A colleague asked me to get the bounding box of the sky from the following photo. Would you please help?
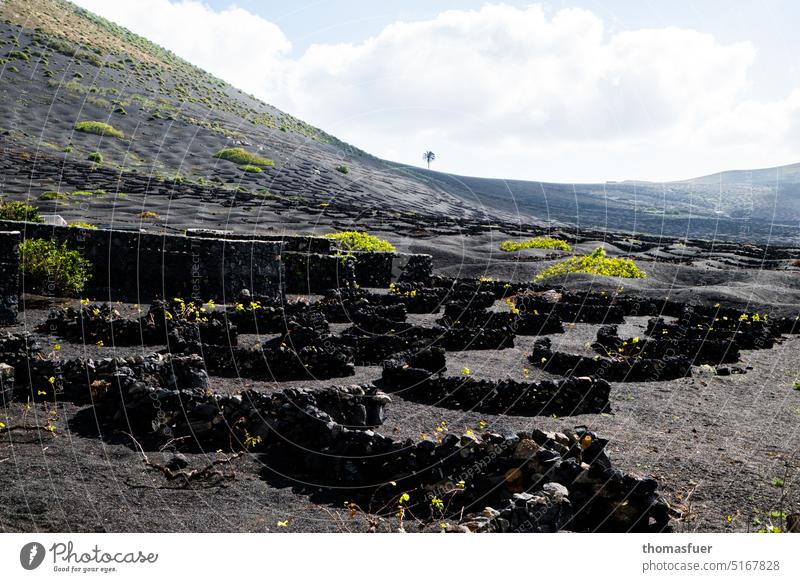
[72,0,800,183]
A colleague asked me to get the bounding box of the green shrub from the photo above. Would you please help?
[69,222,97,229]
[8,65,18,73]
[74,121,124,139]
[0,201,43,222]
[500,236,571,253]
[239,164,263,173]
[87,151,103,164]
[19,239,91,295]
[535,247,646,280]
[39,191,67,201]
[323,231,396,252]
[213,147,274,167]
[336,165,350,174]
[63,144,73,153]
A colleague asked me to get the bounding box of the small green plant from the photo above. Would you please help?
[19,239,91,295]
[213,147,274,167]
[535,247,646,280]
[139,210,160,220]
[0,201,43,222]
[87,151,103,164]
[39,191,67,201]
[63,144,73,153]
[69,222,97,229]
[336,165,350,174]
[73,121,124,139]
[323,231,396,252]
[239,164,263,173]
[500,236,571,253]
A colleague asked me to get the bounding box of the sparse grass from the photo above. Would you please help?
[0,201,43,222]
[74,120,124,139]
[69,222,97,229]
[500,236,571,253]
[324,231,396,252]
[239,164,263,173]
[139,210,160,220]
[336,165,350,174]
[535,247,646,280]
[39,191,68,201]
[19,239,91,295]
[87,151,103,164]
[213,147,274,167]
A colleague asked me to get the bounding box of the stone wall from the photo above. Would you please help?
[185,229,335,253]
[0,231,20,324]
[185,230,434,289]
[0,220,282,302]
[350,251,433,288]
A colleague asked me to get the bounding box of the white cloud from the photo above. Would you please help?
[72,1,800,181]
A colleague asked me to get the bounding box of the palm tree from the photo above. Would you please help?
[423,150,435,169]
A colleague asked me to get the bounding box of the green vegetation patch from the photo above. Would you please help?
[39,191,68,201]
[0,201,43,222]
[87,151,103,164]
[20,239,92,295]
[239,164,263,173]
[500,236,571,253]
[69,222,97,229]
[213,147,274,167]
[335,165,350,174]
[74,120,124,139]
[323,231,396,253]
[535,247,646,280]
[6,50,29,61]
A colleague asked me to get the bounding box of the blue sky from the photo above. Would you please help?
[75,1,800,182]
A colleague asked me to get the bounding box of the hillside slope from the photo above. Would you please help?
[0,0,500,237]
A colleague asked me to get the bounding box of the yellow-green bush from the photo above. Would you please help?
[0,201,43,222]
[500,236,571,252]
[213,147,274,167]
[74,121,124,139]
[535,247,646,280]
[323,231,395,252]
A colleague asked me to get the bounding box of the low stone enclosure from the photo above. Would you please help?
[0,260,798,532]
[3,224,800,532]
[0,350,674,532]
